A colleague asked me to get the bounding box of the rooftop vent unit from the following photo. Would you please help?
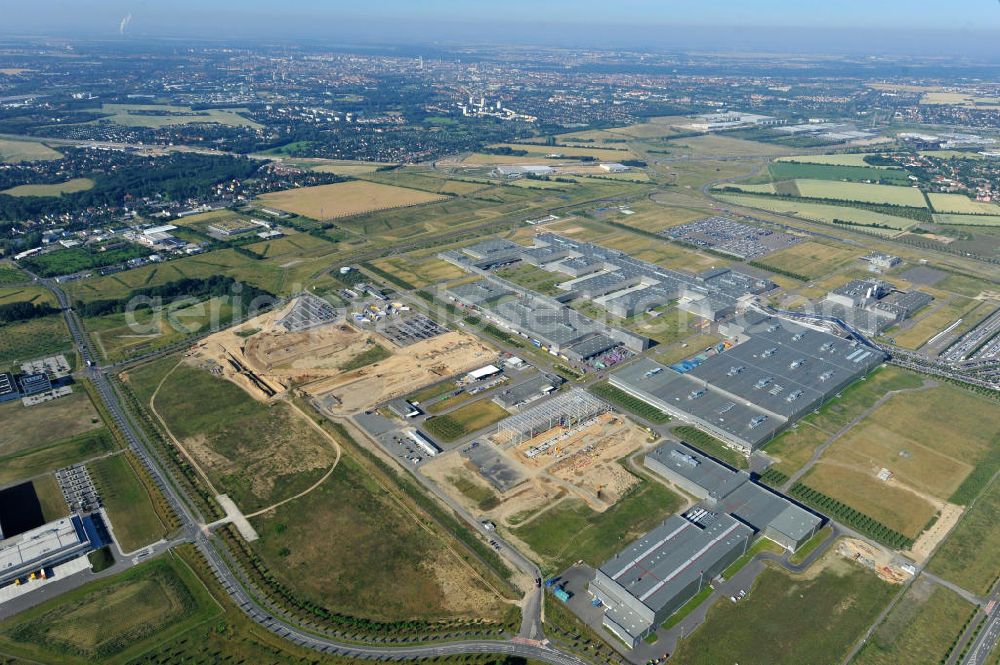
[820,342,832,352]
[669,449,699,467]
[819,371,834,382]
[727,365,745,376]
[789,358,805,369]
[688,388,707,400]
[644,367,663,378]
[754,377,773,389]
[786,389,804,402]
[749,415,768,428]
[761,347,777,358]
[792,332,805,341]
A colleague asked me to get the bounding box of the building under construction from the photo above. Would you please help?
[492,389,608,447]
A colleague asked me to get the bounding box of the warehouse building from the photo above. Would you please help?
[645,442,822,550]
[0,515,97,586]
[822,279,933,334]
[590,513,753,647]
[587,441,821,646]
[609,316,885,452]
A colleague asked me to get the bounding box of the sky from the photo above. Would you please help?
[3,0,1000,56]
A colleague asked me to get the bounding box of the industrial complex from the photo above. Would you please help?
[610,313,886,451]
[589,441,822,647]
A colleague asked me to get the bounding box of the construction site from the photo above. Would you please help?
[188,294,496,416]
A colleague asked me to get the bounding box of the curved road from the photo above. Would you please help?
[39,276,591,665]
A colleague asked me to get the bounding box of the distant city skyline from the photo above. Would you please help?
[3,0,1000,57]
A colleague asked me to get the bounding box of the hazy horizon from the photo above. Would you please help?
[3,0,1000,59]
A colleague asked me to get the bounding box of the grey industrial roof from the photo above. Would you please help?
[598,513,752,613]
[449,280,514,306]
[565,334,620,360]
[645,441,822,544]
[493,373,563,408]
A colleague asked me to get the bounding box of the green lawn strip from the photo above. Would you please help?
[89,453,168,553]
[662,586,713,630]
[788,525,833,565]
[672,425,748,470]
[590,381,669,424]
[0,428,115,486]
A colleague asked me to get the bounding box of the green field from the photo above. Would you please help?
[0,388,102,457]
[0,428,116,486]
[0,284,57,306]
[718,194,915,236]
[250,451,509,622]
[423,399,510,442]
[129,357,336,512]
[768,161,910,184]
[853,580,974,665]
[753,240,863,280]
[0,137,62,162]
[933,213,1000,226]
[0,315,72,366]
[511,477,682,573]
[0,262,28,284]
[764,366,923,477]
[929,476,1000,595]
[1,177,94,197]
[0,553,221,664]
[591,382,670,424]
[33,473,69,521]
[781,179,927,208]
[670,563,895,665]
[90,454,168,553]
[20,243,152,278]
[928,192,1000,215]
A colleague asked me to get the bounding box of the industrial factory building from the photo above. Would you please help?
[590,513,753,647]
[589,441,822,646]
[0,515,99,587]
[609,315,885,452]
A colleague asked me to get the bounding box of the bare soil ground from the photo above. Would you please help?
[304,331,495,414]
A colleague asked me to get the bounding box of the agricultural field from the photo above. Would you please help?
[670,563,895,665]
[0,553,221,665]
[928,476,1000,595]
[716,193,916,236]
[0,137,62,162]
[928,192,1000,215]
[89,454,169,553]
[933,213,1000,226]
[257,180,446,220]
[250,451,510,622]
[477,142,635,161]
[94,103,261,129]
[126,356,337,512]
[1,177,94,197]
[853,579,974,665]
[307,159,396,175]
[767,161,910,185]
[774,153,890,168]
[667,134,787,158]
[362,169,489,196]
[0,315,72,367]
[754,240,862,280]
[510,478,682,573]
[0,388,102,457]
[423,399,511,442]
[919,91,1000,108]
[790,179,927,208]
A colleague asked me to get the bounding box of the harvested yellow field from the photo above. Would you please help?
[793,179,927,207]
[0,138,62,162]
[310,160,396,176]
[775,153,888,168]
[487,142,635,161]
[927,193,1000,215]
[257,180,446,220]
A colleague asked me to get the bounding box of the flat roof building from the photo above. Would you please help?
[0,515,94,586]
[610,317,885,451]
[590,513,753,647]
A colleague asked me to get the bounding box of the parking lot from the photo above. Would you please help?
[380,314,448,346]
[662,216,802,260]
[55,464,101,513]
